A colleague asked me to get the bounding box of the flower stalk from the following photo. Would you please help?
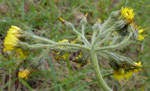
[90,51,112,91]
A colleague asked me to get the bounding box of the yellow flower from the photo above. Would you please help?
[15,48,26,59]
[55,52,69,61]
[138,28,145,34]
[75,52,82,60]
[113,68,133,82]
[18,69,31,79]
[120,7,135,22]
[134,62,142,66]
[58,39,69,48]
[58,39,69,43]
[97,18,102,23]
[7,26,21,34]
[3,34,19,52]
[114,32,118,35]
[3,26,27,59]
[137,28,147,41]
[62,53,69,60]
[138,34,147,41]
[130,62,142,72]
[55,52,60,60]
[79,52,82,57]
[7,26,22,38]
[132,23,148,41]
[113,62,142,82]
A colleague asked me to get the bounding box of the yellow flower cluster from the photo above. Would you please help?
[121,7,148,41]
[3,26,22,51]
[18,69,31,79]
[3,26,26,59]
[113,62,142,82]
[56,52,69,60]
[113,68,133,82]
[56,39,84,68]
[56,39,69,60]
[56,38,83,61]
[73,52,83,68]
[120,7,135,22]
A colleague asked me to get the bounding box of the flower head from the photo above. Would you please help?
[3,34,19,52]
[15,48,26,59]
[133,23,148,41]
[7,26,21,34]
[113,62,142,82]
[113,68,133,82]
[138,28,147,41]
[3,26,27,59]
[97,18,102,23]
[3,26,23,51]
[18,69,31,79]
[120,7,135,22]
[134,62,142,66]
[7,26,22,38]
[130,62,142,72]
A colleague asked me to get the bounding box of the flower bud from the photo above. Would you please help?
[92,19,102,33]
[59,17,74,28]
[80,16,87,25]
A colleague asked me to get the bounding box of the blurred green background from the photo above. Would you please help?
[0,0,150,91]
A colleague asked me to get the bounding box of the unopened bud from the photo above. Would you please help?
[92,19,102,32]
[80,13,88,25]
[58,17,74,28]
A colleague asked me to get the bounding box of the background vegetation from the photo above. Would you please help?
[0,0,150,91]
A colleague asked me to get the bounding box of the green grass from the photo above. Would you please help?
[0,0,150,91]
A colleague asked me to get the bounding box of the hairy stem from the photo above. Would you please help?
[90,51,112,91]
[20,42,90,51]
[72,27,91,47]
[95,33,132,52]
